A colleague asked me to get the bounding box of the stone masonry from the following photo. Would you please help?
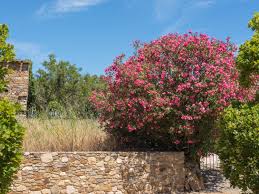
[10,152,185,194]
[0,60,30,112]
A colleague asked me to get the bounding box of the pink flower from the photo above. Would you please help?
[182,73,189,78]
[174,140,181,145]
[161,71,166,80]
[187,140,194,144]
[134,79,145,86]
[181,115,193,120]
[127,124,136,132]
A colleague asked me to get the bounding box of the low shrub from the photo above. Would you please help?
[217,104,259,193]
[0,100,24,194]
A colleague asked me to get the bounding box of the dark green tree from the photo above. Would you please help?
[32,54,104,117]
[0,24,15,62]
[81,74,106,117]
[27,61,36,115]
[0,24,24,194]
[217,104,259,194]
[237,12,259,87]
[0,24,15,92]
[217,13,259,194]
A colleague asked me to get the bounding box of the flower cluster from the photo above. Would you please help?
[91,32,254,149]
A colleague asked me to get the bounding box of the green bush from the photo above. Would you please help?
[0,23,24,193]
[0,100,24,194]
[217,104,259,193]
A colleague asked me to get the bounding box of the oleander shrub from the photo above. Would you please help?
[91,32,254,154]
[0,100,24,194]
[217,104,259,194]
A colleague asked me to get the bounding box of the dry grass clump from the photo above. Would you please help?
[21,118,112,152]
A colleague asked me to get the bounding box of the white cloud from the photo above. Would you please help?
[154,0,215,22]
[10,40,49,68]
[154,0,183,21]
[37,0,105,17]
[155,0,215,34]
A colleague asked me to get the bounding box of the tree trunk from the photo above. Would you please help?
[184,155,205,192]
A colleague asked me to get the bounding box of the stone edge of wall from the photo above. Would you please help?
[22,151,184,154]
[11,151,185,194]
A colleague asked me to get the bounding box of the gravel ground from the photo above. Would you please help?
[190,170,241,194]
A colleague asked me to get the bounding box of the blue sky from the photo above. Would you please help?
[1,0,258,75]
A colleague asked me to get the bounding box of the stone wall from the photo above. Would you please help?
[10,152,185,194]
[0,60,30,112]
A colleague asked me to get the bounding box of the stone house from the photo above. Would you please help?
[0,60,30,112]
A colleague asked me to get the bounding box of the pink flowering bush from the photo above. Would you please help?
[91,32,253,153]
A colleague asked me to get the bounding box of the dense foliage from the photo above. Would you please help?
[217,104,259,193]
[0,24,15,92]
[28,54,105,118]
[217,14,259,194]
[0,100,24,194]
[91,32,252,153]
[237,12,259,88]
[0,24,15,62]
[0,24,24,194]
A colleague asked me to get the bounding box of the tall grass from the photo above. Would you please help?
[21,118,112,152]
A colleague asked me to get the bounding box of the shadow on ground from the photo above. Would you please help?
[202,170,225,192]
[200,169,242,194]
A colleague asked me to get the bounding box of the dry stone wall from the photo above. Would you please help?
[0,60,30,112]
[10,152,185,194]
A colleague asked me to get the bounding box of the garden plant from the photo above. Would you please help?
[217,12,259,194]
[0,24,25,194]
[91,32,255,190]
[217,104,259,194]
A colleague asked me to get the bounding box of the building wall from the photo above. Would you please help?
[10,152,185,194]
[0,60,30,112]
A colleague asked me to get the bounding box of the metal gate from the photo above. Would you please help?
[200,153,221,170]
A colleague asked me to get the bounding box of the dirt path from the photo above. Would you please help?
[190,170,241,194]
